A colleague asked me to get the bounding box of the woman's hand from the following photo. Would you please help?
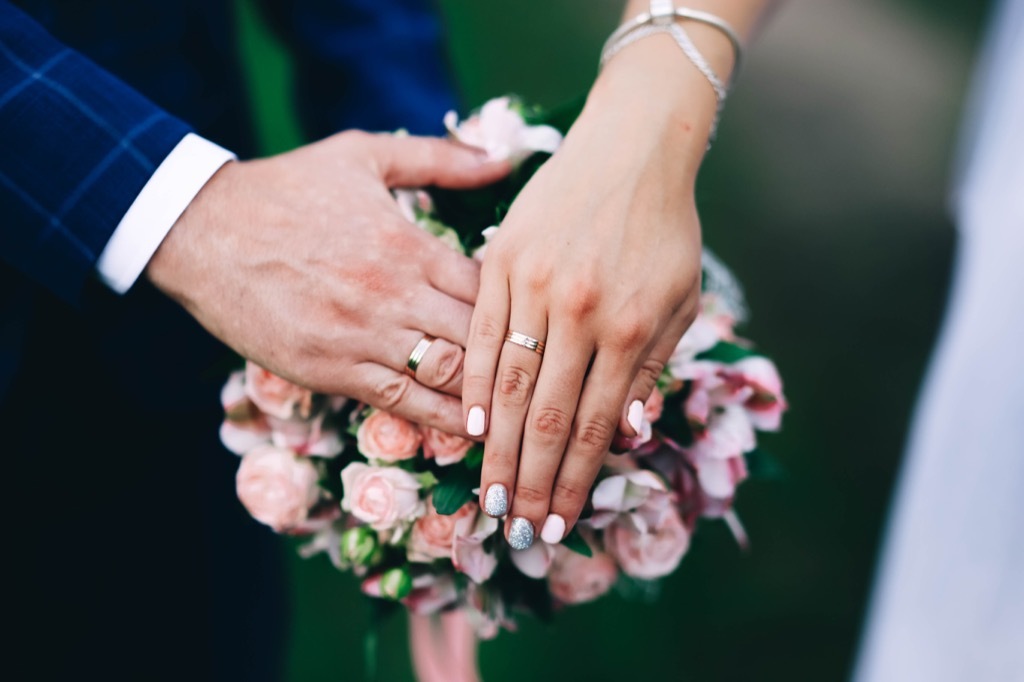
[463,35,721,548]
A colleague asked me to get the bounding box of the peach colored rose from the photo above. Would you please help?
[605,507,690,579]
[408,498,478,562]
[244,361,314,420]
[340,462,424,531]
[548,547,619,604]
[235,444,320,532]
[357,410,423,462]
[420,427,473,466]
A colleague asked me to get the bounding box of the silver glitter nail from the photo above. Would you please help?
[484,484,508,517]
[508,517,534,551]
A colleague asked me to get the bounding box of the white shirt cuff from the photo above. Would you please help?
[96,132,236,294]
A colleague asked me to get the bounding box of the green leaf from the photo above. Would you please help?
[560,526,593,557]
[432,465,478,515]
[695,341,762,364]
[463,444,484,470]
[745,448,786,480]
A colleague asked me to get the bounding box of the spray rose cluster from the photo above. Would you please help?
[220,97,787,637]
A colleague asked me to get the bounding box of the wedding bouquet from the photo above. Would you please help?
[219,97,787,637]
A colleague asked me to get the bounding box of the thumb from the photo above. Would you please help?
[366,133,510,189]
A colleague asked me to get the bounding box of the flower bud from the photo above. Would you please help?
[379,566,413,600]
[340,527,379,567]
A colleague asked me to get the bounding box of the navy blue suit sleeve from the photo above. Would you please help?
[0,1,191,304]
[257,0,457,139]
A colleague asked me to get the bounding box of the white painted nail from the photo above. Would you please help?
[483,483,508,517]
[508,517,534,550]
[467,406,486,437]
[627,399,644,436]
[540,514,566,544]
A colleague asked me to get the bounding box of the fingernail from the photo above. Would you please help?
[627,400,644,436]
[483,483,508,517]
[467,406,486,437]
[540,514,566,544]
[508,517,534,550]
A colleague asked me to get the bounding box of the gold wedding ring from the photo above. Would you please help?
[405,335,436,377]
[504,330,545,356]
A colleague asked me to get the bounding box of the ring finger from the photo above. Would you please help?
[386,331,466,397]
[479,306,547,537]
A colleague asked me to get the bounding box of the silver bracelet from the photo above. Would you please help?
[603,4,744,80]
[600,3,732,142]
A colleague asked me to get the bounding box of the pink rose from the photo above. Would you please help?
[443,96,562,165]
[690,404,756,461]
[244,361,313,420]
[510,541,556,578]
[605,506,690,579]
[268,413,344,458]
[695,454,749,501]
[420,427,473,466]
[404,574,458,615]
[721,357,788,431]
[589,469,669,529]
[407,498,478,562]
[452,509,500,584]
[668,317,723,375]
[548,546,619,604]
[357,410,423,462]
[235,444,321,532]
[340,462,424,531]
[220,371,273,455]
[644,389,664,424]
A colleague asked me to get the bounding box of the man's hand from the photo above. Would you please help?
[147,131,508,435]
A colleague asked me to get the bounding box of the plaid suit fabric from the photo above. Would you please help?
[0,1,189,304]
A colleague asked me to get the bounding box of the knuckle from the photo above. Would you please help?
[523,267,552,293]
[513,483,551,508]
[574,415,617,451]
[371,374,412,410]
[529,406,571,443]
[639,357,665,387]
[484,449,518,472]
[551,481,588,511]
[611,315,654,351]
[428,345,464,388]
[561,278,601,320]
[335,128,371,149]
[497,365,534,406]
[472,313,506,346]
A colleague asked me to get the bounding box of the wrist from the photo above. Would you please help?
[572,35,718,183]
[145,160,242,307]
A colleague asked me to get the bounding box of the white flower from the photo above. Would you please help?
[444,96,562,165]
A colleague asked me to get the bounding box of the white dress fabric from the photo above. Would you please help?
[854,1,1024,680]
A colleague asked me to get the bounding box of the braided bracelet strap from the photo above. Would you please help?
[599,2,742,144]
[603,4,744,78]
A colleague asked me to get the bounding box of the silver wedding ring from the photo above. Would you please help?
[504,330,545,356]
[405,335,436,377]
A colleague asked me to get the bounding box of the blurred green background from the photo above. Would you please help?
[234,1,993,679]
